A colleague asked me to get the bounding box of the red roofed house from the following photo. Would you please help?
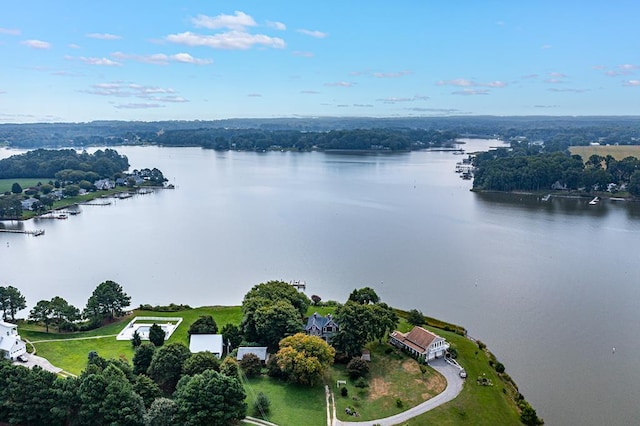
[389,326,449,362]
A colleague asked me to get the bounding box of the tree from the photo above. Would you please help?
[253,392,271,418]
[132,343,155,375]
[183,351,220,376]
[221,323,243,351]
[346,357,369,379]
[242,280,310,317]
[311,294,322,305]
[131,330,142,348]
[84,280,131,322]
[132,374,161,409]
[174,369,247,426]
[144,397,177,426]
[275,333,335,386]
[219,356,240,378]
[348,287,380,305]
[188,315,218,336]
[49,296,80,332]
[0,286,27,321]
[11,182,22,194]
[29,300,53,332]
[148,323,166,347]
[629,170,640,197]
[407,309,425,326]
[239,353,262,378]
[147,343,191,394]
[333,301,398,357]
[253,300,304,349]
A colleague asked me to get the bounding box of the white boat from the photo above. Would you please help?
[541,194,551,202]
[588,197,600,205]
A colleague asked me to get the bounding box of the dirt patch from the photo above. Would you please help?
[369,377,391,399]
[420,372,447,399]
[402,359,421,374]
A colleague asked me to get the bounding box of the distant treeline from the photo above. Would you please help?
[0,148,129,179]
[155,128,457,151]
[472,142,640,196]
[2,116,640,149]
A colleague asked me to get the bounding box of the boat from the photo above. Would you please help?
[56,214,68,219]
[588,197,600,205]
[541,194,552,202]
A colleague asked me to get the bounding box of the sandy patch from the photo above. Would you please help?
[420,372,447,399]
[369,377,391,399]
[402,359,421,374]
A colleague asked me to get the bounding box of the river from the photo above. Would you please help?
[1,140,639,425]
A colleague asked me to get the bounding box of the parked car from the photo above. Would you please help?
[459,369,467,378]
[17,354,28,363]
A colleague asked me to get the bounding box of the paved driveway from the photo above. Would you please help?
[13,352,62,374]
[334,358,465,426]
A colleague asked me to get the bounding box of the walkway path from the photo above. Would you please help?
[332,358,464,426]
[30,334,118,343]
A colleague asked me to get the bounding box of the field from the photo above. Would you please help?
[569,145,640,161]
[0,178,48,193]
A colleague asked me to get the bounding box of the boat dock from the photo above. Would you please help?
[0,229,45,236]
[589,197,600,205]
[290,280,306,290]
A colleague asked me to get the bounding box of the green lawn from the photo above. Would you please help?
[242,376,326,426]
[0,178,48,193]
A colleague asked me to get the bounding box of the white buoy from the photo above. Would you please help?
[613,347,616,354]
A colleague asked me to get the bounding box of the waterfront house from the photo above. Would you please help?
[305,312,339,342]
[189,334,224,358]
[20,198,40,211]
[0,321,27,361]
[94,179,115,190]
[389,326,449,362]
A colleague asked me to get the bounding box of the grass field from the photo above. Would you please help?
[570,145,640,161]
[0,178,48,193]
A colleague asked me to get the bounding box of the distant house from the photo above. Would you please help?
[236,346,269,363]
[305,312,339,342]
[389,326,449,363]
[20,198,40,210]
[0,321,27,361]
[189,334,224,358]
[551,181,567,190]
[94,179,115,190]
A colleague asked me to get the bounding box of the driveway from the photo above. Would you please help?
[333,358,465,426]
[13,352,62,375]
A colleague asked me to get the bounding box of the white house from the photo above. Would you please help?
[0,321,27,361]
[189,334,224,358]
[389,326,449,362]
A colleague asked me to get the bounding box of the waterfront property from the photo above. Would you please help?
[189,334,224,358]
[305,312,339,342]
[390,326,450,362]
[0,321,27,361]
[115,316,183,341]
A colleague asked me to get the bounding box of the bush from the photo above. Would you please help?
[149,323,166,347]
[384,347,393,354]
[341,386,348,397]
[495,362,505,373]
[220,356,239,378]
[396,398,403,408]
[406,309,425,326]
[239,353,262,378]
[477,340,486,350]
[448,347,458,359]
[253,392,271,418]
[353,377,368,388]
[346,357,369,379]
[266,355,284,379]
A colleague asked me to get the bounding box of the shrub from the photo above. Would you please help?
[384,347,393,354]
[341,386,348,397]
[477,340,486,350]
[131,330,142,348]
[149,323,166,347]
[396,398,403,408]
[406,309,425,326]
[354,377,368,388]
[495,362,505,373]
[239,353,263,378]
[253,392,271,418]
[346,357,369,379]
[448,347,458,359]
[220,356,239,378]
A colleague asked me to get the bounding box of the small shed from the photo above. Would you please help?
[189,334,224,358]
[236,346,269,363]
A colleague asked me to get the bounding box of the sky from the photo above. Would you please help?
[1,1,639,123]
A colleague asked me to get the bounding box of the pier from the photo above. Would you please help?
[0,229,44,236]
[290,280,306,290]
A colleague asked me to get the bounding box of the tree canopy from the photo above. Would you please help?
[333,300,398,357]
[274,333,335,386]
[84,280,131,322]
[188,315,218,336]
[0,286,26,322]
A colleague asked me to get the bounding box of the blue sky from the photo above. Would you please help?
[1,1,639,123]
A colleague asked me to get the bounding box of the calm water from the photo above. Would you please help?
[2,140,640,425]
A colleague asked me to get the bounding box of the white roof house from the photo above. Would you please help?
[0,321,27,361]
[236,346,269,363]
[189,334,224,358]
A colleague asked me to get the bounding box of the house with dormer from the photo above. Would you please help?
[305,312,339,343]
[389,326,449,362]
[0,321,27,361]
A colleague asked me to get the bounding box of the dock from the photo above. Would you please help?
[0,229,44,236]
[290,280,306,290]
[589,197,600,205]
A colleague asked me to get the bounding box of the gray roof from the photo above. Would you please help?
[236,346,269,362]
[189,334,223,356]
[305,312,336,331]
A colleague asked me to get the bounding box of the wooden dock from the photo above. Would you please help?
[290,280,306,290]
[0,229,44,236]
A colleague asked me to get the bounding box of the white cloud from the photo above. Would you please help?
[21,39,52,49]
[0,27,20,36]
[413,95,430,100]
[0,90,6,94]
[82,82,185,103]
[549,72,567,78]
[623,80,640,87]
[297,29,328,39]
[484,81,508,88]
[373,70,412,78]
[353,104,373,107]
[68,43,81,49]
[247,93,262,97]
[541,44,552,49]
[171,52,212,64]
[266,20,286,31]
[618,64,638,70]
[292,51,314,57]
[451,89,489,96]
[79,56,122,66]
[112,51,212,65]
[547,88,586,92]
[114,103,164,109]
[86,33,122,40]
[324,81,354,87]
[300,90,320,94]
[437,78,474,87]
[543,78,565,84]
[166,31,285,50]
[192,11,256,30]
[377,97,413,103]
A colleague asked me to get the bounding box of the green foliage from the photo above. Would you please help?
[354,377,369,388]
[253,300,304,349]
[174,369,247,426]
[147,342,191,394]
[243,280,310,317]
[346,357,369,379]
[519,400,544,425]
[252,391,271,418]
[311,294,322,305]
[138,303,192,312]
[143,397,177,426]
[183,351,220,376]
[148,323,166,347]
[133,343,155,375]
[239,353,263,378]
[0,285,27,321]
[0,194,22,219]
[341,386,348,397]
[188,315,218,336]
[275,333,335,386]
[220,356,240,378]
[406,309,425,326]
[133,374,161,409]
[29,300,53,332]
[333,301,398,357]
[84,280,131,322]
[495,362,505,374]
[131,330,142,348]
[221,323,243,350]
[348,287,380,305]
[11,182,22,193]
[396,398,403,408]
[629,170,640,197]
